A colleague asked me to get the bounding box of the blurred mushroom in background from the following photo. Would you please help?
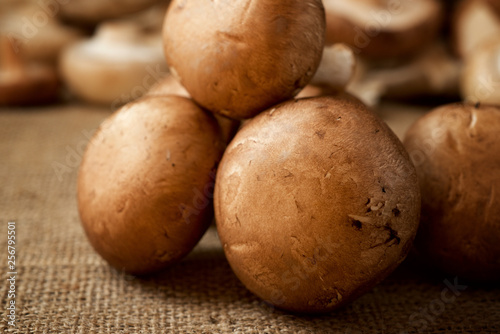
[59,2,170,108]
[0,36,60,106]
[0,0,85,65]
[60,21,167,107]
[56,0,166,27]
[323,0,443,60]
[453,0,500,59]
[461,38,500,105]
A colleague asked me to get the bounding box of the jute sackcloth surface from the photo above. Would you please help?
[0,103,499,333]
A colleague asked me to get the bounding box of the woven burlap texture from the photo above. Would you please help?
[0,104,499,333]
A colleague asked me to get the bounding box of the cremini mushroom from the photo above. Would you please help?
[404,102,500,282]
[163,0,326,119]
[215,94,421,313]
[78,95,226,275]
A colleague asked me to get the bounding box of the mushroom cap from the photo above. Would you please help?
[163,0,325,119]
[78,95,226,275]
[404,103,500,282]
[323,0,443,59]
[60,22,167,106]
[214,94,420,313]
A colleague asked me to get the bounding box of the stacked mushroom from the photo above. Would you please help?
[77,0,422,315]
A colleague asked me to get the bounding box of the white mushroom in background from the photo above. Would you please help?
[461,38,500,105]
[453,0,500,59]
[60,21,168,107]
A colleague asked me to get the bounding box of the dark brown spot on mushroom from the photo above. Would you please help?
[392,208,401,217]
[352,220,362,230]
[384,226,400,245]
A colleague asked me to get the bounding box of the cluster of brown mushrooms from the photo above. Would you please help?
[2,0,499,313]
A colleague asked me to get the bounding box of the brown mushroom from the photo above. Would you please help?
[78,95,226,275]
[214,94,421,313]
[163,0,326,119]
[0,36,59,106]
[404,102,500,282]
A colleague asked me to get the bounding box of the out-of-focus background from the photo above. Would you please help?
[1,0,499,332]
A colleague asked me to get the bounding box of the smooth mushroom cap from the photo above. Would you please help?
[60,22,168,106]
[404,103,500,281]
[163,0,326,119]
[323,0,443,59]
[214,94,420,313]
[78,95,226,275]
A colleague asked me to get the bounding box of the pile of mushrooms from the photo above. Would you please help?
[77,0,421,315]
[1,0,498,316]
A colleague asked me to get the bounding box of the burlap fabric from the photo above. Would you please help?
[0,103,499,333]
